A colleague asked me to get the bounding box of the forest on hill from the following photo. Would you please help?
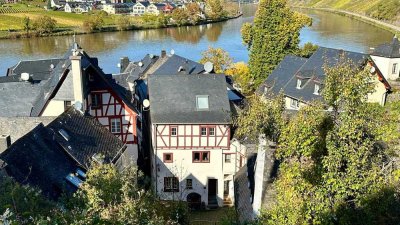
[290,0,400,24]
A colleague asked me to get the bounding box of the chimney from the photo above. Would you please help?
[161,50,166,58]
[0,135,11,154]
[120,57,130,73]
[70,53,84,107]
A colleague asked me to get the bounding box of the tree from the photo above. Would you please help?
[234,94,285,141]
[32,15,57,34]
[82,13,104,32]
[225,62,253,96]
[205,0,226,20]
[23,16,31,35]
[171,8,189,26]
[241,0,311,86]
[257,58,400,225]
[199,47,232,73]
[296,42,318,58]
[116,15,132,31]
[186,2,202,24]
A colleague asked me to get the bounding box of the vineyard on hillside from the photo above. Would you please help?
[0,7,43,14]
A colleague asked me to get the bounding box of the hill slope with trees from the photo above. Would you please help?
[290,0,400,25]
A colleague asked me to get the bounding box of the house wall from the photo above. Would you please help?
[41,100,69,116]
[151,123,240,207]
[147,5,160,15]
[154,124,230,149]
[132,4,146,15]
[367,75,388,106]
[284,96,307,110]
[371,55,400,80]
[89,90,139,162]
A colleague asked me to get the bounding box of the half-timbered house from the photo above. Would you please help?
[148,74,246,208]
[0,43,140,165]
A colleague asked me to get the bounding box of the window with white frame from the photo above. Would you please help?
[201,127,207,136]
[314,84,320,95]
[209,127,215,136]
[196,95,209,110]
[110,118,121,133]
[290,98,300,109]
[164,177,179,192]
[296,79,302,89]
[393,63,398,74]
[225,154,232,163]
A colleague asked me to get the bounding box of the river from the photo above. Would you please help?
[0,5,395,74]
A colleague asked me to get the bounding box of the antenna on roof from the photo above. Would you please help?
[138,62,143,67]
[170,49,175,55]
[204,61,214,74]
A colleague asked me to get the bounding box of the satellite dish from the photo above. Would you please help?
[370,66,376,74]
[170,49,175,55]
[74,101,83,111]
[21,73,30,81]
[50,64,55,69]
[204,62,214,73]
[117,63,121,68]
[138,62,143,67]
[143,99,150,108]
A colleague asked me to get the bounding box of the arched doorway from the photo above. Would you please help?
[187,192,202,210]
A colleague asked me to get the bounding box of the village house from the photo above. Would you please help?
[132,1,149,16]
[0,107,128,198]
[0,43,141,165]
[370,36,400,81]
[258,47,391,110]
[102,3,133,14]
[148,74,246,208]
[65,2,92,13]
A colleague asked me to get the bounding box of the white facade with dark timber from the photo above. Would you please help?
[148,74,246,209]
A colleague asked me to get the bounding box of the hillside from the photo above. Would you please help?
[290,0,400,25]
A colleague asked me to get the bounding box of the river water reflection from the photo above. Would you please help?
[0,5,395,74]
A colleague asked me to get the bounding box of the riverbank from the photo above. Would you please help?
[294,6,400,35]
[0,13,243,40]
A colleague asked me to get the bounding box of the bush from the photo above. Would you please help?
[82,14,104,32]
[32,15,57,34]
[368,0,400,21]
[116,15,131,31]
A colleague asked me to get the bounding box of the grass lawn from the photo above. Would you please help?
[0,14,23,30]
[189,207,236,225]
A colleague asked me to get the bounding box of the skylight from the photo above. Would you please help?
[196,95,209,110]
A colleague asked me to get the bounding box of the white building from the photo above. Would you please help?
[370,36,400,81]
[102,3,132,14]
[65,2,91,13]
[148,74,246,208]
[258,47,392,109]
[132,1,149,16]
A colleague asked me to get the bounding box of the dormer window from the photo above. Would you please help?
[314,84,320,95]
[296,79,302,89]
[196,95,209,110]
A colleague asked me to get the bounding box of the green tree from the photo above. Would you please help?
[235,94,285,141]
[225,62,253,96]
[205,0,226,20]
[257,58,400,225]
[116,15,132,31]
[296,42,318,58]
[82,13,104,32]
[241,0,311,86]
[23,16,31,35]
[186,2,202,24]
[32,15,57,34]
[199,47,233,73]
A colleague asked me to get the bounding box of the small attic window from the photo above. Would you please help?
[196,95,209,110]
[314,84,320,95]
[58,129,70,141]
[296,79,302,89]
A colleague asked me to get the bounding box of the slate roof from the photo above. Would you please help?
[148,74,231,124]
[0,108,125,198]
[151,54,205,75]
[6,58,63,77]
[372,36,400,58]
[259,47,368,103]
